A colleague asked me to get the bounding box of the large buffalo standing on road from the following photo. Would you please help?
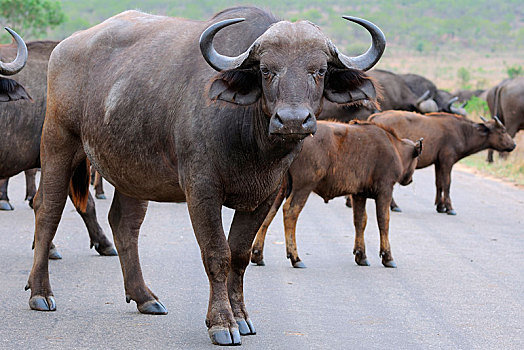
[486,77,524,162]
[370,111,515,214]
[26,7,385,346]
[0,40,116,259]
[0,27,30,101]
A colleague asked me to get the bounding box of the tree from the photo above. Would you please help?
[0,0,65,39]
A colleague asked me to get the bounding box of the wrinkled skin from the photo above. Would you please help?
[26,7,383,346]
[251,121,421,268]
[370,111,516,214]
[486,77,524,162]
[0,40,116,257]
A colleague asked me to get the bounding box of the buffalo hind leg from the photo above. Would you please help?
[282,189,311,268]
[93,171,106,199]
[251,182,286,266]
[434,162,445,213]
[228,191,278,337]
[435,162,455,215]
[390,196,402,212]
[108,190,166,315]
[376,193,396,267]
[0,178,13,210]
[352,194,369,266]
[75,191,116,256]
[24,169,37,208]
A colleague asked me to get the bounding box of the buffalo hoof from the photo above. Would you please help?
[255,259,265,266]
[137,300,168,315]
[447,209,457,216]
[436,206,446,213]
[95,193,106,200]
[209,326,241,346]
[0,200,13,211]
[48,246,62,260]
[391,206,402,213]
[356,258,370,266]
[92,242,118,256]
[27,197,34,208]
[29,295,56,311]
[382,260,397,268]
[236,318,256,335]
[250,249,264,266]
[292,260,307,268]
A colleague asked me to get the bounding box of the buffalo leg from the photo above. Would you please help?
[228,191,278,337]
[352,194,369,266]
[26,124,79,311]
[0,178,13,210]
[93,171,106,199]
[108,190,166,315]
[282,189,311,268]
[251,182,287,266]
[390,196,402,212]
[24,169,37,208]
[186,187,241,346]
[435,162,455,215]
[376,193,396,267]
[73,191,117,256]
[434,163,445,213]
[486,149,494,163]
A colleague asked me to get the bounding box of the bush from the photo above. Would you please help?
[506,64,522,79]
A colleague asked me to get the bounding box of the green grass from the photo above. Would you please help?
[460,151,524,186]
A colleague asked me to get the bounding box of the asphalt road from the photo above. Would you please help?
[0,166,522,349]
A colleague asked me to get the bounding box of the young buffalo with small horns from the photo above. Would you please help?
[26,7,385,346]
[251,120,422,268]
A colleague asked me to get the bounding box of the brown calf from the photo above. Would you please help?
[370,111,516,214]
[251,120,422,268]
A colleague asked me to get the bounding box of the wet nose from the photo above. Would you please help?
[269,106,317,136]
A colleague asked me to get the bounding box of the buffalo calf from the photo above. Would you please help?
[251,120,422,268]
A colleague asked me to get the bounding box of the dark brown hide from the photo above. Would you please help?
[251,120,421,268]
[486,77,524,162]
[370,111,515,214]
[26,7,384,346]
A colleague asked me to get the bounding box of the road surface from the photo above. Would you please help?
[0,166,522,349]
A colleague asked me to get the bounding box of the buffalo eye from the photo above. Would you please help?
[317,68,326,77]
[260,67,271,78]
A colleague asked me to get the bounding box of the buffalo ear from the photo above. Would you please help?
[0,78,32,102]
[208,69,261,105]
[414,138,423,157]
[475,122,490,135]
[324,67,377,104]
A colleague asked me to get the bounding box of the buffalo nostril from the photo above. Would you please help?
[302,113,313,126]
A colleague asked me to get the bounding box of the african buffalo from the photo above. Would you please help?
[0,27,30,102]
[26,7,385,346]
[318,69,437,122]
[0,169,37,210]
[250,120,422,268]
[401,73,467,115]
[370,111,515,214]
[486,77,524,162]
[0,39,116,258]
[453,89,484,103]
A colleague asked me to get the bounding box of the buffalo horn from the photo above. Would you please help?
[479,115,488,123]
[416,90,431,104]
[0,27,28,76]
[199,18,256,72]
[493,115,504,127]
[331,16,386,71]
[447,96,459,109]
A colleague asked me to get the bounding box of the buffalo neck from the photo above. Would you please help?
[459,120,490,158]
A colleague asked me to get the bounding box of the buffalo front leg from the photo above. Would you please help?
[282,189,311,268]
[251,182,286,266]
[108,190,166,315]
[434,162,445,213]
[0,178,13,210]
[376,193,396,268]
[73,191,117,256]
[24,168,37,207]
[352,194,369,266]
[440,164,456,215]
[228,191,278,337]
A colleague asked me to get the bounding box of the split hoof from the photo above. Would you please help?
[255,260,265,266]
[292,260,306,268]
[356,258,370,266]
[391,206,402,213]
[209,326,241,346]
[382,260,397,268]
[447,209,457,216]
[29,295,56,311]
[0,200,13,211]
[137,300,168,315]
[236,318,256,335]
[48,247,62,260]
[95,193,106,200]
[436,206,446,213]
[92,242,118,256]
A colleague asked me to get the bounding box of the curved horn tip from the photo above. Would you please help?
[0,26,28,76]
[337,16,386,71]
[479,115,488,122]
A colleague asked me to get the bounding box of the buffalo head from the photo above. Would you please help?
[479,115,516,152]
[399,138,423,186]
[200,16,385,138]
[0,27,30,102]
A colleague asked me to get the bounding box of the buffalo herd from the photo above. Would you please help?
[1,6,522,346]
